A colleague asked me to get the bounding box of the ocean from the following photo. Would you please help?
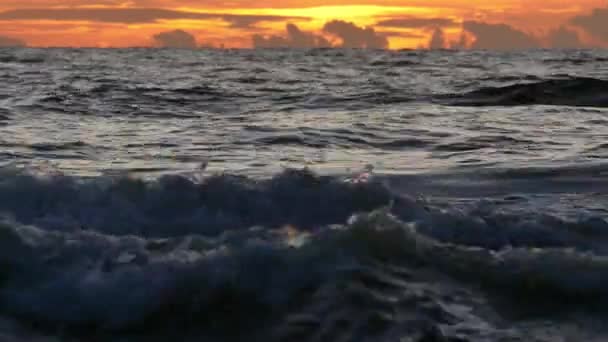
[1,47,608,341]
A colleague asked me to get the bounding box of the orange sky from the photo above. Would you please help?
[0,1,607,48]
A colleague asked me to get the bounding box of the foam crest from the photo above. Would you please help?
[0,168,606,339]
[0,168,391,237]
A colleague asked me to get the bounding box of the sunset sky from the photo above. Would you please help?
[1,1,608,49]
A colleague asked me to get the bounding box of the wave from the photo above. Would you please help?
[542,57,608,64]
[0,52,46,65]
[439,77,608,107]
[27,141,91,152]
[0,168,391,237]
[249,132,430,150]
[0,168,607,339]
[433,135,536,152]
[369,59,419,67]
[252,134,329,148]
[0,108,11,122]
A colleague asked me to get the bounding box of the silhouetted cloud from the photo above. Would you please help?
[380,31,425,39]
[253,23,330,48]
[287,23,331,48]
[254,21,388,49]
[0,35,26,47]
[377,17,457,29]
[570,7,608,42]
[428,28,446,49]
[152,29,197,49]
[0,8,303,28]
[450,33,468,49]
[547,26,583,48]
[463,21,541,50]
[252,35,288,48]
[323,20,388,49]
[224,16,272,29]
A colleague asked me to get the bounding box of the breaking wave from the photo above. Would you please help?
[0,167,607,340]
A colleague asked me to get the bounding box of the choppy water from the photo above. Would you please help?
[1,47,608,341]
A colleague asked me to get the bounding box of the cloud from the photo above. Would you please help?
[322,20,388,49]
[254,21,388,49]
[252,34,288,48]
[0,8,303,28]
[463,21,541,50]
[428,28,446,49]
[224,16,269,29]
[253,23,330,48]
[570,7,608,41]
[380,31,425,39]
[377,16,457,50]
[0,35,26,47]
[221,14,308,29]
[285,23,331,48]
[377,17,457,29]
[449,32,468,49]
[547,26,583,48]
[152,29,197,48]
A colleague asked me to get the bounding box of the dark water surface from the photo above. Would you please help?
[1,48,608,341]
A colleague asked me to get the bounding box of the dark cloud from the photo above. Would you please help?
[570,7,608,41]
[288,23,331,48]
[463,21,541,50]
[0,35,26,47]
[377,17,457,29]
[222,14,308,29]
[428,28,446,49]
[0,8,303,28]
[323,20,388,49]
[450,33,467,50]
[380,31,425,39]
[252,35,288,48]
[547,26,583,48]
[253,23,330,48]
[254,21,388,49]
[224,16,267,29]
[152,29,197,49]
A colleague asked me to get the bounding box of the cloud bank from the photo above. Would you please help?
[152,29,197,48]
[547,26,583,48]
[463,21,541,50]
[323,20,388,49]
[253,23,330,48]
[0,5,605,49]
[571,6,608,42]
[0,36,26,47]
[0,8,303,28]
[377,17,458,29]
[0,35,26,47]
[253,21,387,49]
[428,28,446,49]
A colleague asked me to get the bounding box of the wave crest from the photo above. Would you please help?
[0,168,391,237]
[440,77,608,107]
[0,168,606,339]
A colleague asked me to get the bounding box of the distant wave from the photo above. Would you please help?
[542,57,608,64]
[440,77,608,107]
[27,141,90,152]
[0,168,607,339]
[369,59,419,67]
[433,135,536,152]
[0,53,46,64]
[249,133,430,150]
